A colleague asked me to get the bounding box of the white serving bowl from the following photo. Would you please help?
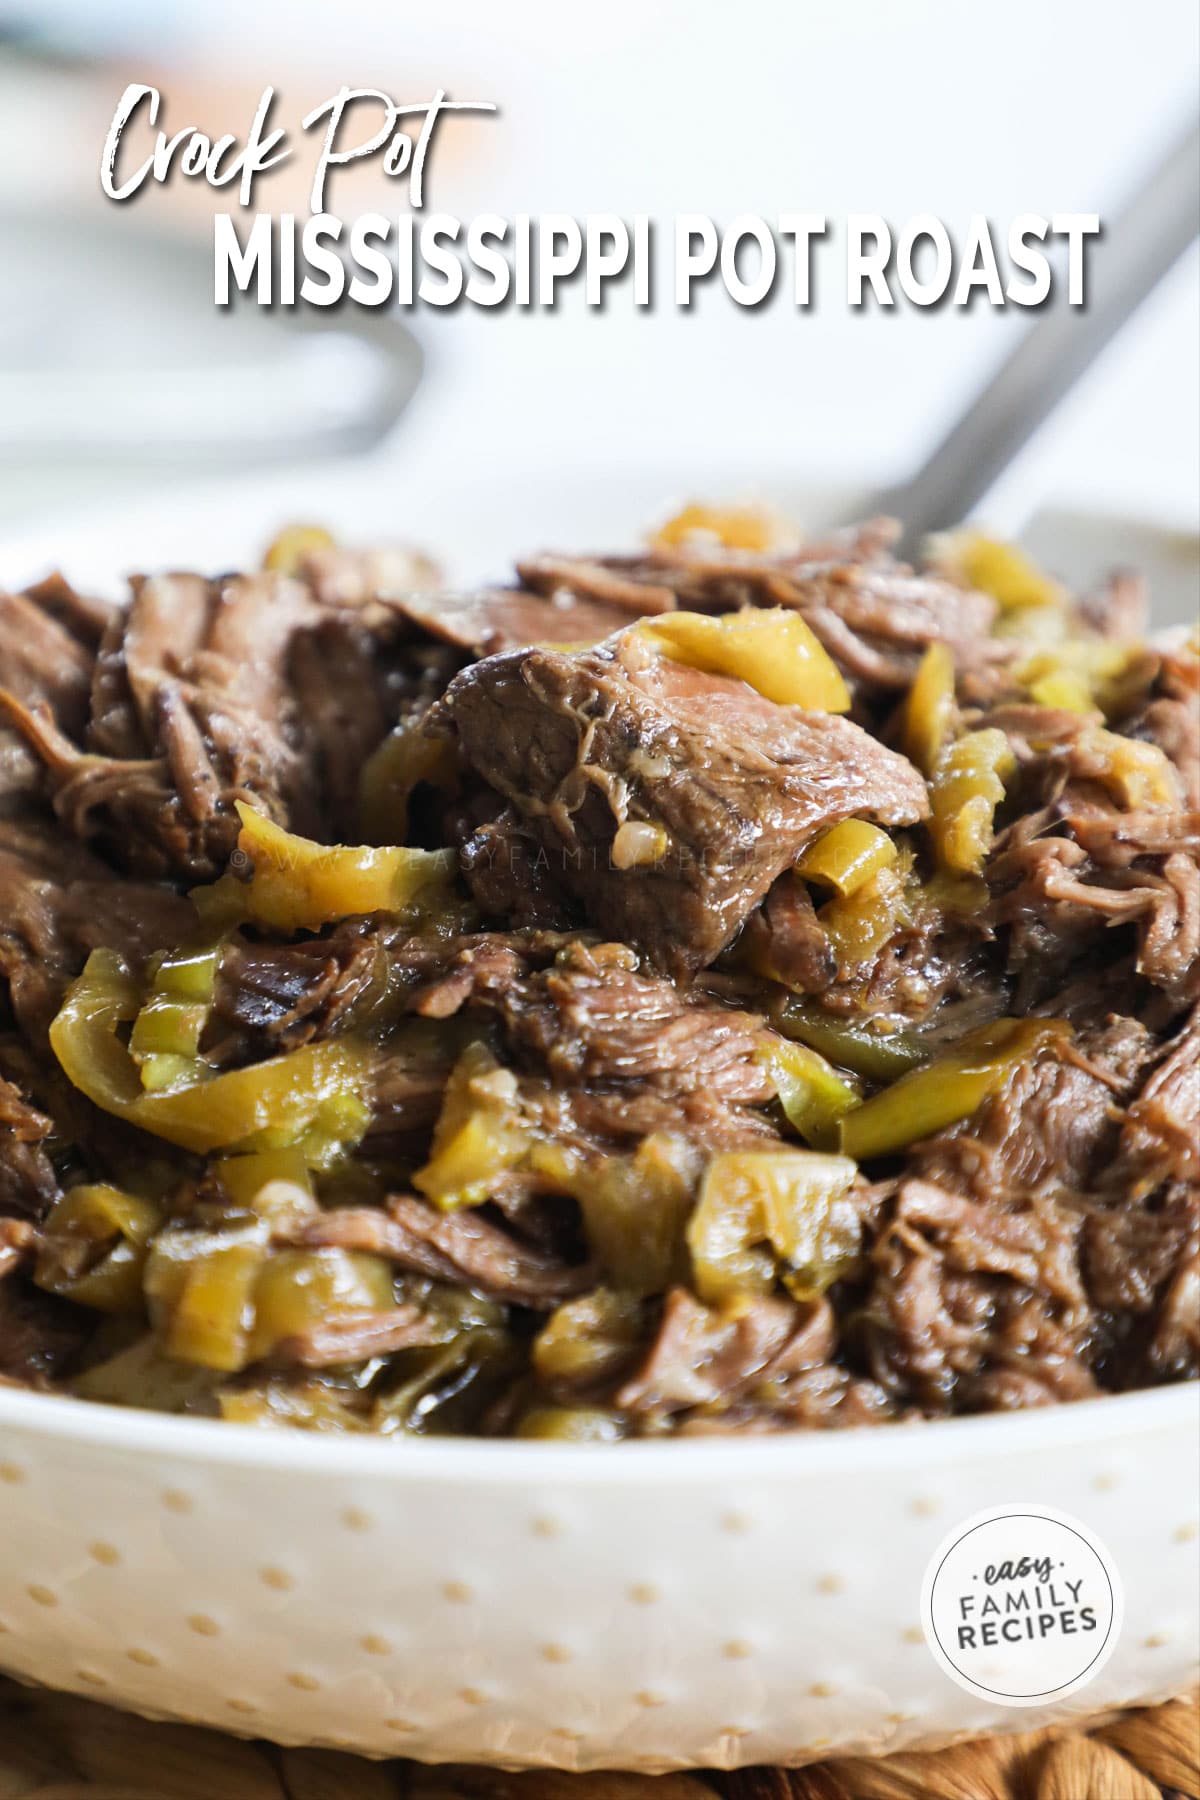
[1,463,1197,1769]
[0,1385,1197,1769]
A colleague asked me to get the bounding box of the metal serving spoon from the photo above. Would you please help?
[870,118,1200,561]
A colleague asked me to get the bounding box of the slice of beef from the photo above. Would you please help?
[19,572,111,647]
[617,1287,826,1413]
[1061,802,1200,867]
[268,1303,444,1368]
[526,1077,779,1155]
[283,1196,590,1307]
[388,585,643,656]
[515,556,678,616]
[0,814,196,1041]
[0,588,94,739]
[0,1075,59,1221]
[481,941,775,1104]
[284,613,405,831]
[514,534,888,612]
[457,807,577,929]
[435,632,928,975]
[774,564,1000,694]
[517,546,1003,703]
[979,704,1101,761]
[291,542,440,608]
[742,873,837,994]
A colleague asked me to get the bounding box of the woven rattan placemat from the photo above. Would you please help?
[0,1678,1196,1799]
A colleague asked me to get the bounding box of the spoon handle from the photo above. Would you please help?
[876,118,1200,559]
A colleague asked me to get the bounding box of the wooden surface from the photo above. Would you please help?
[0,1678,1196,1798]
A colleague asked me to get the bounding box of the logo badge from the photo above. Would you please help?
[921,1504,1122,1706]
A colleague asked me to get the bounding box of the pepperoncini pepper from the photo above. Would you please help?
[515,1407,625,1442]
[901,642,957,776]
[145,1221,268,1372]
[50,949,373,1162]
[929,728,1015,875]
[214,1150,318,1227]
[532,1288,644,1388]
[837,1017,1072,1160]
[934,529,1064,613]
[413,1042,531,1210]
[144,1223,396,1373]
[246,1248,395,1363]
[202,802,460,935]
[34,1183,161,1313]
[1015,639,1143,718]
[1072,727,1178,810]
[262,522,335,575]
[129,944,221,1092]
[758,1039,861,1150]
[687,1149,861,1303]
[651,502,798,554]
[819,861,913,972]
[530,1135,696,1296]
[795,820,898,897]
[773,1000,927,1082]
[638,608,851,712]
[358,719,462,846]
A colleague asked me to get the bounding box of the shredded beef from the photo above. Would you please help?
[390,584,646,655]
[482,943,775,1102]
[910,1018,1156,1203]
[210,920,385,1058]
[0,519,1195,1438]
[0,578,107,806]
[0,1076,58,1221]
[291,542,440,609]
[283,1196,590,1307]
[0,814,196,1040]
[743,874,837,994]
[0,566,460,882]
[0,588,94,740]
[617,1288,823,1412]
[269,1304,444,1368]
[0,1277,88,1386]
[514,543,1008,707]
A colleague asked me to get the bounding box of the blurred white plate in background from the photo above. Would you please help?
[1,450,1197,626]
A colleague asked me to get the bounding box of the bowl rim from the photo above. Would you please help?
[1,1380,1196,1486]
